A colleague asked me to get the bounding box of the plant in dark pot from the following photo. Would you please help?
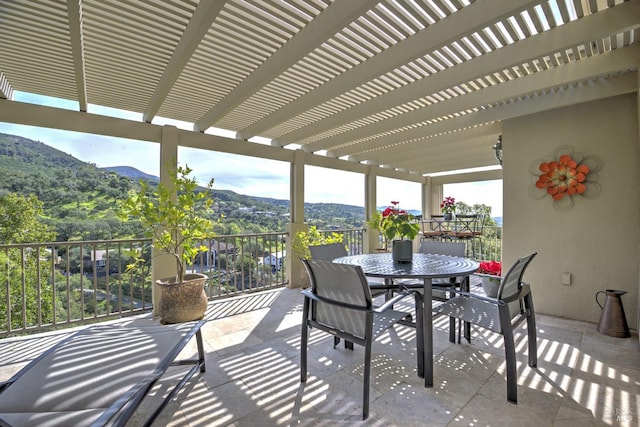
[440,196,456,220]
[380,201,419,263]
[119,164,215,324]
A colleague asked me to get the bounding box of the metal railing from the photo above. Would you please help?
[1,239,153,337]
[192,231,289,297]
[316,228,366,255]
[477,225,502,261]
[0,226,498,337]
[0,232,291,337]
[443,225,502,261]
[374,225,502,261]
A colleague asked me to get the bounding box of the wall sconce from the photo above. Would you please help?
[493,135,503,166]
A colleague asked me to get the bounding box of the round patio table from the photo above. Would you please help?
[333,252,479,388]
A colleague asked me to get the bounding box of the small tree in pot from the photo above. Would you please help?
[119,164,215,323]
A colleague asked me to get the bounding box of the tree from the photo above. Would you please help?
[0,193,57,243]
[118,164,215,282]
[0,193,57,330]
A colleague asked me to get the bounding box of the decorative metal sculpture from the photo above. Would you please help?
[529,145,601,209]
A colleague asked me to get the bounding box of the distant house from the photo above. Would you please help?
[199,239,236,267]
[83,249,107,270]
[263,251,285,272]
[81,249,119,276]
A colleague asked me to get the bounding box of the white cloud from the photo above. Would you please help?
[444,181,503,217]
[178,147,289,199]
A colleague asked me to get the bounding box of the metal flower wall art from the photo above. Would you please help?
[530,146,601,209]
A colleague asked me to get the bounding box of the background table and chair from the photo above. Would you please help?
[419,214,487,258]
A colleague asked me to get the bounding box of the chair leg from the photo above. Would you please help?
[301,300,310,383]
[449,316,456,343]
[362,341,372,420]
[413,291,424,378]
[196,329,206,373]
[460,277,471,344]
[525,294,538,367]
[499,305,518,404]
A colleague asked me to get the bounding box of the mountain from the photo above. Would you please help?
[104,164,361,213]
[0,133,367,239]
[102,166,157,182]
[375,205,421,216]
[0,133,90,177]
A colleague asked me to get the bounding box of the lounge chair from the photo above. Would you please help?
[0,319,205,427]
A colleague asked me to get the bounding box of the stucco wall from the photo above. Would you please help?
[502,93,639,329]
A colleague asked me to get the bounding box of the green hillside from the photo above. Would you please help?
[0,133,364,242]
[0,133,88,176]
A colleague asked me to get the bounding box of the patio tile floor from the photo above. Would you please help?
[1,283,638,426]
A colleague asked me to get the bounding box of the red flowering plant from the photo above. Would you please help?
[477,260,502,276]
[380,201,419,248]
[440,196,456,214]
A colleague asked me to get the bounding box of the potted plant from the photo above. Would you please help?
[292,226,344,261]
[380,201,419,263]
[119,164,215,323]
[476,260,502,297]
[440,196,456,220]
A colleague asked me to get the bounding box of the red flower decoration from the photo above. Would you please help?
[535,154,589,201]
[478,261,501,276]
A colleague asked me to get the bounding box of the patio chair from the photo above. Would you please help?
[300,259,423,420]
[433,253,538,404]
[308,242,348,262]
[419,216,446,240]
[396,241,468,341]
[403,241,468,296]
[308,243,387,298]
[0,320,206,427]
[446,214,479,257]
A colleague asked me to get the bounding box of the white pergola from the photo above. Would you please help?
[0,0,636,173]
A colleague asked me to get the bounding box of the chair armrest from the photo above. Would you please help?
[449,289,501,304]
[501,283,532,304]
[302,287,420,314]
[0,379,13,393]
[369,283,401,291]
[301,288,369,312]
[373,289,419,313]
[450,283,532,305]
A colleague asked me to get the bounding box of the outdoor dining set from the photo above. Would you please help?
[301,242,537,420]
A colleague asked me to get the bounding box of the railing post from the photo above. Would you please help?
[286,222,308,288]
[364,223,380,254]
[153,126,180,316]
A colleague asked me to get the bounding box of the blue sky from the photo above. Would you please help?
[0,92,502,215]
